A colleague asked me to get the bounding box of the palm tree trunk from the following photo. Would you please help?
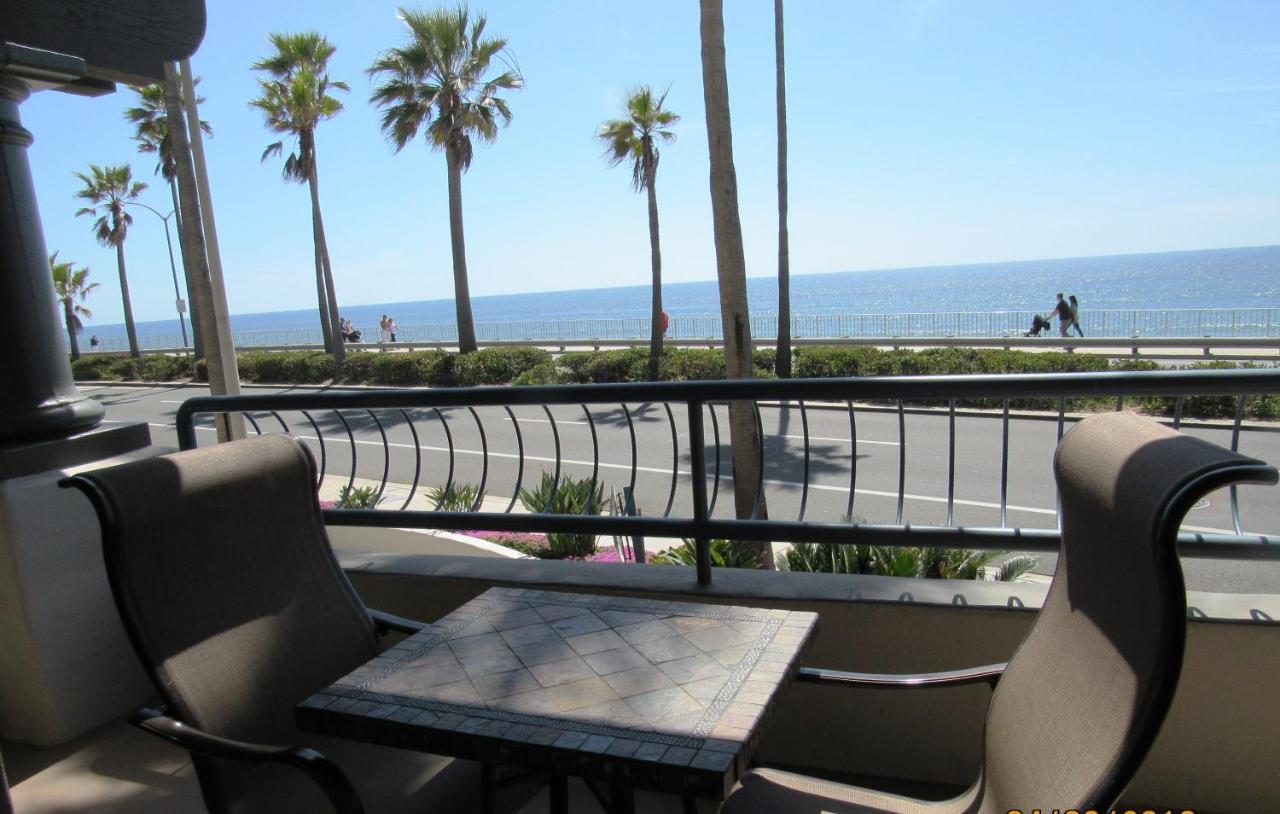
[700,0,772,565]
[307,150,343,370]
[303,134,335,355]
[168,176,201,358]
[645,165,663,380]
[446,144,478,354]
[63,298,80,360]
[165,60,244,442]
[774,0,791,378]
[116,241,140,357]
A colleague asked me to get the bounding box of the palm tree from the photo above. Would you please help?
[123,81,211,197]
[368,5,523,354]
[700,0,771,565]
[773,0,792,378]
[597,86,679,381]
[75,164,146,358]
[123,81,210,355]
[50,253,98,361]
[251,32,347,365]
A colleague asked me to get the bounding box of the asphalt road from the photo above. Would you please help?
[83,383,1280,594]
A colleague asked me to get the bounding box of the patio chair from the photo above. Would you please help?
[722,411,1277,814]
[62,435,480,814]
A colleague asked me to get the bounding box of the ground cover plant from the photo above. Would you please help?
[70,347,1278,419]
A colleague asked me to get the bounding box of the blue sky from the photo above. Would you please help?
[22,0,1280,325]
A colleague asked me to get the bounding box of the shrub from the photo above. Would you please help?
[783,541,1037,581]
[578,348,649,384]
[752,347,776,375]
[649,539,763,569]
[338,351,376,383]
[137,355,193,381]
[71,355,123,381]
[335,484,381,509]
[662,348,725,381]
[513,360,562,386]
[517,471,604,558]
[453,347,551,386]
[553,352,597,384]
[238,350,289,383]
[427,482,481,512]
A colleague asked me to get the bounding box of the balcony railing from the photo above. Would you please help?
[176,368,1280,585]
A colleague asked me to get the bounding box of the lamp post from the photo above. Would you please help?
[124,200,188,348]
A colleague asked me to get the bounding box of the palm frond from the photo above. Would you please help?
[369,4,521,164]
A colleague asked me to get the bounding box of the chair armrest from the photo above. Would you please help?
[367,608,428,636]
[130,706,365,814]
[796,662,1006,688]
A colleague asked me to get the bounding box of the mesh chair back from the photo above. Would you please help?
[979,412,1273,811]
[69,435,379,743]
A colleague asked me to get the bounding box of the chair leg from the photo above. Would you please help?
[481,762,496,814]
[549,773,569,814]
[608,779,635,814]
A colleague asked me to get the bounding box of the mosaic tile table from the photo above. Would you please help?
[297,587,818,807]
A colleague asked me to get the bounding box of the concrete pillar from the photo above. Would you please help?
[0,75,104,442]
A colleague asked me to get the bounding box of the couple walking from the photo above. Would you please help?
[379,314,398,343]
[1052,293,1084,337]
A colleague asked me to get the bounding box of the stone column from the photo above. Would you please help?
[0,75,104,442]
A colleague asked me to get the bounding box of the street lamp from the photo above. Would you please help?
[125,201,189,348]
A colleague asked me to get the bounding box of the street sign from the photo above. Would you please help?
[175,298,187,314]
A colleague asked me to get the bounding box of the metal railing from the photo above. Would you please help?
[175,369,1280,585]
[91,307,1280,352]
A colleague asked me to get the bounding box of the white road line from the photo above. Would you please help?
[503,417,590,426]
[160,400,185,403]
[157,423,1058,518]
[780,434,898,446]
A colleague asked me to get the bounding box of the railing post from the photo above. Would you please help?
[687,401,712,585]
[622,486,646,564]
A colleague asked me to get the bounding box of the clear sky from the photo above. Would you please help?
[22,0,1280,325]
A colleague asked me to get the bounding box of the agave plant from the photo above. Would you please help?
[649,539,763,569]
[784,540,1037,582]
[518,472,604,558]
[335,484,382,509]
[427,482,481,512]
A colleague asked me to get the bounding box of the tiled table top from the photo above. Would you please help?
[298,587,818,800]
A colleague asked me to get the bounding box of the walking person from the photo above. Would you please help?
[379,314,391,344]
[1052,292,1072,338]
[387,315,399,342]
[1068,295,1084,337]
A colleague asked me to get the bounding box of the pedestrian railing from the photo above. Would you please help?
[90,307,1280,352]
[175,368,1280,585]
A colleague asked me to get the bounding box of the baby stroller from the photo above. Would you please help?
[1024,314,1052,337]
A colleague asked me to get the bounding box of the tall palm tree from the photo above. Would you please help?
[368,5,523,354]
[123,81,211,194]
[597,86,679,380]
[50,252,98,361]
[251,32,347,364]
[773,0,792,378]
[123,81,210,355]
[75,164,146,358]
[701,0,771,563]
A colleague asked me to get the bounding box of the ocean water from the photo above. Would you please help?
[90,244,1280,345]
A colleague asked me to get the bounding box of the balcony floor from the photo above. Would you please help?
[4,715,716,813]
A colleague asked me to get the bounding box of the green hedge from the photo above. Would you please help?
[68,347,1277,419]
